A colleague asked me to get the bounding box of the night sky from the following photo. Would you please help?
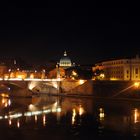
[0,2,140,65]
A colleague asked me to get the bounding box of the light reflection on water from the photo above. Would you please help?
[1,96,140,139]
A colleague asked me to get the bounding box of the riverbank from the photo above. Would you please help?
[60,80,140,99]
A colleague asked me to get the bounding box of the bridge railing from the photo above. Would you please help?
[0,78,63,82]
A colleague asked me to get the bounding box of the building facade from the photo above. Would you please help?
[48,67,65,78]
[93,55,140,81]
[59,51,73,69]
[0,64,7,78]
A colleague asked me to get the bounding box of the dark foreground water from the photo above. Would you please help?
[0,95,140,140]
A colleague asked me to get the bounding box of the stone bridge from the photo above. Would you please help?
[0,80,60,97]
[0,79,92,97]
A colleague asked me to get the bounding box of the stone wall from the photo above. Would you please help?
[61,80,93,95]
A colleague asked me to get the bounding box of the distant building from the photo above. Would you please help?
[59,51,74,69]
[48,67,65,78]
[66,65,93,80]
[0,64,7,78]
[93,55,140,81]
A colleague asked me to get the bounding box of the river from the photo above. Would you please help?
[0,94,140,139]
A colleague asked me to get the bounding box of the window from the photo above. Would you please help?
[135,68,138,74]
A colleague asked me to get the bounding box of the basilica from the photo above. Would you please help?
[59,51,74,69]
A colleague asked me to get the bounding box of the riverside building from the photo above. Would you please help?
[93,55,140,81]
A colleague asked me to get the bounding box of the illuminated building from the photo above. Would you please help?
[48,67,65,78]
[59,51,74,69]
[47,51,75,78]
[93,55,140,81]
[0,64,7,78]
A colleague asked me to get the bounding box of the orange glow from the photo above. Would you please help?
[28,82,37,90]
[79,79,85,85]
[72,108,76,125]
[71,77,75,80]
[110,78,118,81]
[17,120,20,128]
[9,119,12,126]
[72,71,77,76]
[134,82,140,88]
[2,98,8,104]
[134,108,139,123]
[16,73,27,79]
[10,72,15,78]
[17,75,22,79]
[79,105,84,116]
[4,102,8,107]
[1,93,9,98]
[100,73,105,78]
[43,115,46,126]
[99,108,105,121]
[4,75,9,79]
[35,115,38,123]
[30,74,34,79]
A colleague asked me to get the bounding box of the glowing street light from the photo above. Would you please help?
[134,82,140,88]
[79,79,85,85]
[100,73,105,79]
[72,71,77,76]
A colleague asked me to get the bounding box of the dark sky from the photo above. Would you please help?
[0,2,140,65]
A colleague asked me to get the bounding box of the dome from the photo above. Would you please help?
[59,51,72,69]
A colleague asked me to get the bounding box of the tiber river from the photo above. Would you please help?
[0,94,140,140]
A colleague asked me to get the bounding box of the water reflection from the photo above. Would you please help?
[43,115,46,126]
[8,119,12,126]
[99,108,105,121]
[17,119,20,128]
[35,115,38,123]
[133,108,140,123]
[0,97,11,108]
[1,96,140,138]
[0,95,61,128]
[79,105,85,116]
[72,108,76,125]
